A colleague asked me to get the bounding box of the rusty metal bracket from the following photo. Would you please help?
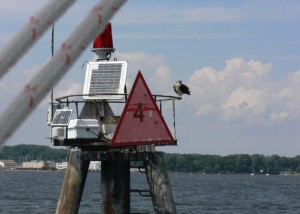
[130,189,151,197]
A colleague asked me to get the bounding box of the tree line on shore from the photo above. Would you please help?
[1,144,299,174]
[0,144,68,163]
[164,153,300,175]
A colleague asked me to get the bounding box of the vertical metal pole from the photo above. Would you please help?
[101,160,130,214]
[173,99,176,139]
[159,101,162,113]
[124,85,128,102]
[56,150,90,214]
[75,102,79,118]
[145,152,176,214]
[50,24,55,143]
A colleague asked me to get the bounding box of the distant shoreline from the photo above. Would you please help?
[0,169,61,172]
[1,169,300,176]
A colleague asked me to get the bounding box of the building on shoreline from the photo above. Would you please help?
[0,159,100,171]
[56,161,101,171]
[22,160,55,170]
[0,160,18,169]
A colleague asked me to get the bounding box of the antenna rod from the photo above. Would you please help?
[52,24,55,56]
[0,0,127,146]
[51,24,55,105]
[51,24,55,142]
[0,0,75,80]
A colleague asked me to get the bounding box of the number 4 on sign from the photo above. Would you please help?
[133,103,144,122]
[111,71,175,146]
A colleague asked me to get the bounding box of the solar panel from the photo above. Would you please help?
[51,109,72,126]
[83,61,127,100]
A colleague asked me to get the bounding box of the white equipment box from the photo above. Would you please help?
[68,119,99,139]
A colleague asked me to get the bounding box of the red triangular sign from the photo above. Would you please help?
[111,71,175,146]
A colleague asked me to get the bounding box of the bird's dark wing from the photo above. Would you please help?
[179,84,191,95]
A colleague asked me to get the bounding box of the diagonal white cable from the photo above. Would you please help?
[0,0,127,146]
[0,0,76,79]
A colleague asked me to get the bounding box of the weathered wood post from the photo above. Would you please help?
[145,152,177,214]
[101,160,130,213]
[56,150,90,214]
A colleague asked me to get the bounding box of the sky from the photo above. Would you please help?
[0,0,300,156]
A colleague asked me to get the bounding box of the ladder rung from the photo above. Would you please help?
[130,189,151,197]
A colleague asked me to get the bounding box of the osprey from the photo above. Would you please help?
[173,80,191,96]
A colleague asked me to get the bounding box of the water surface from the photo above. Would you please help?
[0,171,299,213]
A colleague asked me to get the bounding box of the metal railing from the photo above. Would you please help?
[54,93,181,139]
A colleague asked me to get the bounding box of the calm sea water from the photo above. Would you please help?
[0,171,299,213]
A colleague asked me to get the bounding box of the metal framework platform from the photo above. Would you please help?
[51,93,181,148]
[53,92,180,213]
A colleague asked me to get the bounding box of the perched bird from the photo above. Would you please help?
[173,80,191,96]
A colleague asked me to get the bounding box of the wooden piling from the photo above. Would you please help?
[145,152,177,214]
[56,150,90,214]
[101,161,130,214]
[55,149,176,214]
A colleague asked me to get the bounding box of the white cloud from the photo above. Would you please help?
[288,70,300,82]
[151,65,172,93]
[38,80,82,110]
[221,87,268,122]
[114,51,165,72]
[188,57,300,124]
[112,52,300,126]
[270,111,289,122]
[0,62,46,110]
[114,51,173,94]
[55,81,82,98]
[195,104,218,116]
[106,53,300,126]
